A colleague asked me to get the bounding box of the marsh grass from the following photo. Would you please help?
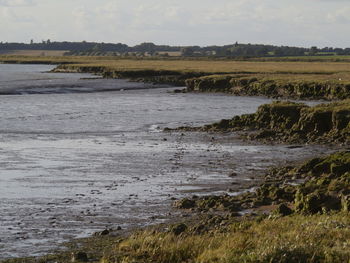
[101,214,350,263]
[6,214,350,263]
[2,55,350,75]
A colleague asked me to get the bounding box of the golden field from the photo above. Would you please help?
[2,55,350,76]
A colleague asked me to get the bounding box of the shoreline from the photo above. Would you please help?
[1,56,350,100]
[52,64,350,101]
[2,148,347,263]
[0,58,349,262]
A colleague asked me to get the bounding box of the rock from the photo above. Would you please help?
[229,172,238,177]
[173,198,196,209]
[331,162,350,175]
[192,224,207,234]
[274,203,293,216]
[269,186,286,201]
[333,109,350,130]
[254,130,276,139]
[216,119,230,129]
[94,229,110,236]
[171,223,187,235]
[71,251,88,262]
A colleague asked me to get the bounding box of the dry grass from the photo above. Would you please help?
[2,55,350,75]
[102,214,350,263]
[67,60,350,74]
[0,50,69,56]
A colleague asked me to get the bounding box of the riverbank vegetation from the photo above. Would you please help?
[101,213,350,263]
[2,55,350,99]
[177,100,349,145]
[186,74,350,100]
[2,55,350,72]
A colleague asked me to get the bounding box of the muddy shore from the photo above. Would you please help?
[52,64,350,100]
[1,61,349,262]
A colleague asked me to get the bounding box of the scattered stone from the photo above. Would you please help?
[71,251,88,262]
[171,223,187,235]
[274,203,293,216]
[173,198,196,209]
[229,172,238,177]
[94,229,110,236]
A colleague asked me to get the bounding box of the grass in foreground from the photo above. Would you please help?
[4,214,350,263]
[101,213,350,263]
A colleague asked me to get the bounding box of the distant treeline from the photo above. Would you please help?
[1,40,350,57]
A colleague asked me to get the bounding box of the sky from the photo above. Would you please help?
[0,0,349,48]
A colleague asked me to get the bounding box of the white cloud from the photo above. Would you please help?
[326,7,350,24]
[0,0,35,6]
[0,0,350,47]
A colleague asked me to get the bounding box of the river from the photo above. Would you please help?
[0,64,331,259]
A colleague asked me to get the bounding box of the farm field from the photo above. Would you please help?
[0,50,69,56]
[2,55,350,75]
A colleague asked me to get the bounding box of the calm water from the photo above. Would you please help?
[0,64,331,259]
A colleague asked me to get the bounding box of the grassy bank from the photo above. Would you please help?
[3,55,350,73]
[178,99,350,144]
[186,74,350,100]
[2,55,350,98]
[2,56,350,76]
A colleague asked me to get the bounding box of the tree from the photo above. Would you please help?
[181,47,194,56]
[309,46,318,55]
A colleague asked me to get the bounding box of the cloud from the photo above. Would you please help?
[326,7,350,24]
[0,0,35,6]
[0,0,350,47]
